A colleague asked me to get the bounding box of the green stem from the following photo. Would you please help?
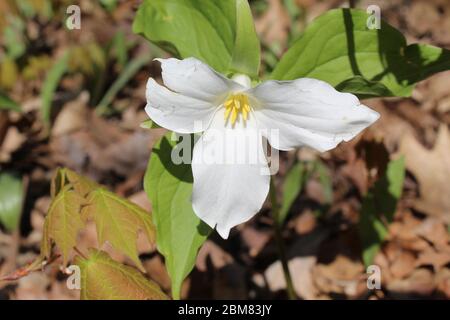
[269,179,297,300]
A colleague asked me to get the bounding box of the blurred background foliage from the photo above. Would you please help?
[0,0,449,300]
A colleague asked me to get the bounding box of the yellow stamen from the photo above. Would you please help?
[223,93,251,126]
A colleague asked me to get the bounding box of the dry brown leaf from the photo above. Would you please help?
[196,241,233,272]
[387,268,435,296]
[313,255,364,296]
[51,92,89,137]
[240,226,271,257]
[399,125,450,221]
[264,257,318,299]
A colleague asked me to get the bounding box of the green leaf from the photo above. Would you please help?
[0,171,24,232]
[271,9,450,97]
[41,185,85,265]
[144,134,211,299]
[359,157,405,266]
[96,55,152,115]
[140,119,162,130]
[81,188,156,272]
[111,30,128,68]
[41,51,70,126]
[335,76,394,99]
[133,0,260,77]
[99,0,119,12]
[0,92,20,112]
[314,160,333,205]
[3,16,26,59]
[279,162,305,224]
[229,0,260,77]
[75,249,169,300]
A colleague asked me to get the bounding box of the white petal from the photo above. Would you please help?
[191,109,270,238]
[156,57,243,103]
[248,78,380,152]
[145,78,218,133]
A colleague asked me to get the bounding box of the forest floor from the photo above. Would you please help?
[0,0,449,299]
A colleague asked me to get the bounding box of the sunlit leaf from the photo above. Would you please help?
[0,171,24,232]
[75,249,169,300]
[64,168,99,198]
[41,185,85,265]
[81,188,156,272]
[133,0,260,77]
[50,168,99,199]
[140,119,161,130]
[359,157,405,266]
[271,9,450,97]
[229,0,260,77]
[144,134,211,299]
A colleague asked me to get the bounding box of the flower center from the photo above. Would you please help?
[224,93,251,126]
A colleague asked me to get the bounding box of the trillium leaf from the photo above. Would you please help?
[335,76,394,99]
[140,119,161,130]
[229,0,260,77]
[41,185,85,265]
[271,9,450,97]
[133,0,260,77]
[0,171,24,232]
[359,157,405,266]
[81,188,156,272]
[144,134,211,300]
[75,249,169,300]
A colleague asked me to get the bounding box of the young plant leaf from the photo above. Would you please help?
[144,134,211,299]
[81,188,156,272]
[64,168,99,197]
[50,168,99,199]
[96,55,152,115]
[41,51,70,126]
[41,185,85,265]
[314,160,333,205]
[359,157,405,266]
[75,249,168,300]
[271,9,450,97]
[0,171,24,232]
[0,92,20,112]
[278,162,305,224]
[133,0,260,77]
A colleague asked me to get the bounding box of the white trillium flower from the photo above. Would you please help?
[145,57,380,239]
